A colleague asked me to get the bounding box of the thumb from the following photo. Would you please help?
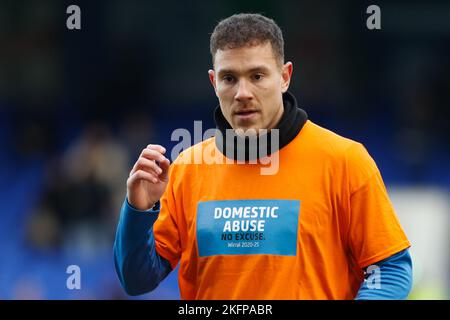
[158,157,171,181]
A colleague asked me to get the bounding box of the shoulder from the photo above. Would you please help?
[295,121,383,196]
[300,121,379,180]
[300,120,365,158]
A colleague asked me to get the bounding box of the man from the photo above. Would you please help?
[114,13,412,299]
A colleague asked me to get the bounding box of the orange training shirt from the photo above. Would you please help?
[153,120,411,299]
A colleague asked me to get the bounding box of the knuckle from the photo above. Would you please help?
[126,176,135,186]
[138,158,154,170]
[133,162,142,171]
[143,149,155,157]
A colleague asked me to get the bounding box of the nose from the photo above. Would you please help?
[234,79,253,102]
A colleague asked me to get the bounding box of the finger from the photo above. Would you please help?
[147,144,166,155]
[158,157,171,180]
[130,157,163,176]
[158,157,171,171]
[128,169,159,185]
[141,148,167,163]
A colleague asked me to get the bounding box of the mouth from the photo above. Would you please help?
[233,109,259,120]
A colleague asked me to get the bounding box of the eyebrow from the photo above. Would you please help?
[217,66,270,77]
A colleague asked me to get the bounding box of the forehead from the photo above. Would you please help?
[214,42,279,72]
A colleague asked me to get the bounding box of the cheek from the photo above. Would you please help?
[218,91,231,107]
[216,84,234,100]
[260,89,280,116]
[259,77,282,95]
[217,95,233,118]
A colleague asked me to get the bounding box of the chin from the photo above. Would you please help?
[234,125,261,135]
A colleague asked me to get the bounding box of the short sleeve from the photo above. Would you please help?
[346,143,411,268]
[153,165,182,269]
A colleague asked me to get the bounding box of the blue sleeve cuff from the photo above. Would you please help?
[119,199,159,244]
[114,198,171,295]
[355,248,413,300]
[125,198,160,214]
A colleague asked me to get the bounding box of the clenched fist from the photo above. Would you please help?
[127,144,171,210]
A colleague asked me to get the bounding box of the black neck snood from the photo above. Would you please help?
[214,91,308,161]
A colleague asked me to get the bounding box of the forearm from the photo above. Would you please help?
[355,248,413,300]
[113,198,172,295]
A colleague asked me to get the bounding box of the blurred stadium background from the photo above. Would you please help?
[0,0,449,299]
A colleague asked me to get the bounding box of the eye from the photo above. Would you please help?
[222,75,235,83]
[253,73,264,81]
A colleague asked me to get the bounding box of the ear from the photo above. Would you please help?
[281,61,293,93]
[208,69,218,96]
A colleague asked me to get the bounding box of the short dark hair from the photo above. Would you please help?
[210,13,284,66]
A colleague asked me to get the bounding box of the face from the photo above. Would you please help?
[209,41,293,133]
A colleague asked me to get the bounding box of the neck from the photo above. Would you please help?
[214,91,308,161]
